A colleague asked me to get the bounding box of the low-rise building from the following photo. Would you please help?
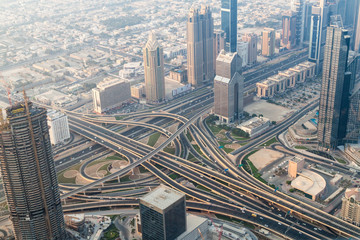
[298,61,316,79]
[237,117,270,137]
[92,77,131,114]
[288,156,305,178]
[47,110,70,145]
[278,70,297,87]
[131,83,145,99]
[169,68,187,83]
[291,169,326,201]
[341,188,360,226]
[268,74,287,92]
[256,79,276,98]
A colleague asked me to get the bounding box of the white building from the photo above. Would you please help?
[92,77,131,114]
[237,41,249,67]
[237,117,270,137]
[47,110,70,145]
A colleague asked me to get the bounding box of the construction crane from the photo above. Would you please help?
[0,72,12,105]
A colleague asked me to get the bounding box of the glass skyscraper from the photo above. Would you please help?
[317,26,351,149]
[140,185,186,240]
[221,0,237,52]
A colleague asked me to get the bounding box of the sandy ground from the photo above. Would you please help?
[225,143,241,149]
[244,99,294,122]
[164,78,185,99]
[249,149,285,170]
[154,135,168,148]
[167,122,180,134]
[63,170,78,178]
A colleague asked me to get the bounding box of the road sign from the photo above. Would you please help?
[224,169,229,172]
[219,146,224,149]
[238,164,243,167]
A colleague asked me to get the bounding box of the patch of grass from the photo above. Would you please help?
[196,185,211,192]
[119,175,131,182]
[218,141,234,154]
[192,145,205,157]
[139,165,149,173]
[186,132,193,142]
[260,137,278,147]
[106,153,124,161]
[208,124,223,135]
[335,158,346,164]
[169,173,180,180]
[102,223,119,240]
[294,146,309,150]
[115,116,126,120]
[148,132,161,147]
[57,163,82,184]
[99,163,111,176]
[246,160,268,185]
[164,146,175,155]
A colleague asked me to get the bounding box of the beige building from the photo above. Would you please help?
[256,80,276,98]
[278,70,297,88]
[298,61,316,79]
[262,28,275,57]
[341,188,360,226]
[92,77,131,114]
[242,33,258,65]
[237,117,270,137]
[187,5,214,87]
[268,75,287,93]
[288,156,305,178]
[169,68,187,83]
[214,50,244,123]
[213,29,226,74]
[291,169,326,201]
[131,83,145,99]
[143,32,165,103]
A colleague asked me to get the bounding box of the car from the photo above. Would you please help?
[264,224,268,227]
[314,228,317,231]
[278,222,281,225]
[260,217,263,220]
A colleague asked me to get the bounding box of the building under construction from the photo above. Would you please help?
[0,100,67,239]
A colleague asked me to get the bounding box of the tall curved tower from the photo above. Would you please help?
[0,101,66,239]
[143,32,165,103]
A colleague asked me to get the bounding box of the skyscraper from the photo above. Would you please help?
[221,0,237,52]
[308,0,329,73]
[291,0,305,46]
[303,2,314,43]
[214,50,244,123]
[317,26,351,149]
[140,185,186,240]
[262,28,275,57]
[213,29,226,74]
[242,33,258,65]
[341,188,360,226]
[353,2,360,52]
[143,32,165,102]
[187,5,214,87]
[281,12,297,49]
[0,100,66,239]
[346,82,360,143]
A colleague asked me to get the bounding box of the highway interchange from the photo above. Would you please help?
[47,50,360,240]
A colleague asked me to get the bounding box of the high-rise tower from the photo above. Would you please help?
[242,33,258,65]
[262,28,275,57]
[291,0,305,46]
[221,0,237,52]
[143,32,165,103]
[308,0,329,73]
[0,100,66,239]
[317,26,351,149]
[214,50,244,123]
[187,5,214,87]
[282,12,297,49]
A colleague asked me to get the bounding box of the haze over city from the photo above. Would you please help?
[0,0,359,240]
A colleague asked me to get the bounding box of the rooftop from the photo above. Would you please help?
[345,188,360,201]
[140,185,185,211]
[216,50,237,64]
[290,155,304,163]
[47,109,66,120]
[214,75,231,84]
[291,169,326,197]
[97,77,127,89]
[175,214,208,240]
[257,79,276,87]
[239,117,270,130]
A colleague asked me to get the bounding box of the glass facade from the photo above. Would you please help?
[140,204,165,240]
[221,0,237,52]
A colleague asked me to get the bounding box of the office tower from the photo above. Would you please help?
[140,185,186,240]
[308,0,329,73]
[317,26,351,149]
[92,77,131,113]
[291,0,305,46]
[214,50,244,123]
[288,156,305,178]
[242,33,258,65]
[221,0,237,52]
[143,32,165,102]
[213,29,226,74]
[353,2,360,52]
[0,101,66,239]
[187,5,214,87]
[341,188,360,226]
[237,41,248,66]
[47,110,70,145]
[303,2,314,43]
[281,12,297,49]
[262,28,275,57]
[346,82,360,143]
